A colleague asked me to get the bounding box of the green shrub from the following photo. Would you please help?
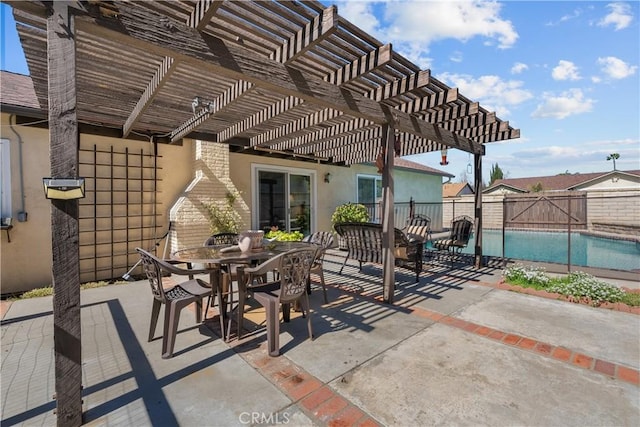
[265,230,304,241]
[331,203,369,230]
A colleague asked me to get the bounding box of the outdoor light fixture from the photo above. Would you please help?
[324,172,331,183]
[43,178,86,200]
[439,149,449,166]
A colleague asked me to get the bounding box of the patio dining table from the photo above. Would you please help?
[171,241,314,340]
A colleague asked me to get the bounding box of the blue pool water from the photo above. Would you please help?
[430,229,640,272]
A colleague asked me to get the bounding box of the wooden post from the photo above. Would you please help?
[47,3,83,425]
[473,152,483,268]
[381,124,395,303]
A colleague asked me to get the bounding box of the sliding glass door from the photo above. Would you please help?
[255,167,313,235]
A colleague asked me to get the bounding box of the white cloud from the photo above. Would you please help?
[335,1,381,35]
[531,89,595,119]
[449,51,463,63]
[546,7,584,26]
[438,72,533,117]
[597,56,638,79]
[384,1,518,48]
[511,62,528,74]
[337,0,518,68]
[552,60,581,81]
[597,2,633,30]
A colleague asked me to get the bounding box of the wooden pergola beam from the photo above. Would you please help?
[269,5,338,63]
[325,43,392,85]
[251,108,344,146]
[423,101,479,124]
[73,3,485,154]
[368,69,430,102]
[123,56,177,138]
[170,80,253,142]
[47,2,83,425]
[397,87,459,114]
[217,96,303,141]
[270,118,373,151]
[247,43,392,147]
[217,6,338,142]
[187,0,224,31]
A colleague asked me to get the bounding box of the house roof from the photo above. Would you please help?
[5,0,519,167]
[485,170,640,192]
[0,71,40,110]
[394,158,454,178]
[443,182,472,197]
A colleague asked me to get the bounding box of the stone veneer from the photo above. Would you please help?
[168,140,249,252]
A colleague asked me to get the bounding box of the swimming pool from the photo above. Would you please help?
[429,229,640,272]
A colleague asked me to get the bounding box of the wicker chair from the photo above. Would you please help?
[403,214,432,243]
[431,215,474,267]
[334,222,423,283]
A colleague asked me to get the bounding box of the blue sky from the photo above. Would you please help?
[2,1,639,182]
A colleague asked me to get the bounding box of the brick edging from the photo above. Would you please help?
[238,348,382,426]
[477,280,640,315]
[408,305,640,387]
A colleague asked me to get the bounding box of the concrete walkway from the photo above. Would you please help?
[2,252,638,426]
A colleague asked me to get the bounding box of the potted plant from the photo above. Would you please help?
[331,202,370,249]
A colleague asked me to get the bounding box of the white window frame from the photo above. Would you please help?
[0,139,11,220]
[250,163,317,233]
[356,174,382,223]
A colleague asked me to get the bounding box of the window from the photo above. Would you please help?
[0,139,11,221]
[357,174,382,222]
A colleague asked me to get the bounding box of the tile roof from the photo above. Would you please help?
[0,71,40,110]
[394,158,454,178]
[486,170,640,192]
[443,182,473,197]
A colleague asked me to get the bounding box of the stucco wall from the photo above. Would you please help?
[2,122,447,293]
[0,112,193,294]
[1,115,52,294]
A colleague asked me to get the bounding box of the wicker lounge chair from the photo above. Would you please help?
[431,215,474,267]
[334,222,424,283]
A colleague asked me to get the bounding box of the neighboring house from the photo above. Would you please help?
[0,71,451,293]
[484,171,640,194]
[443,182,474,197]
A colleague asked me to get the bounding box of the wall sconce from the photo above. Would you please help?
[324,173,331,183]
[439,149,449,166]
[43,178,86,200]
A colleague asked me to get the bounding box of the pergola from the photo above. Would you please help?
[7,1,519,424]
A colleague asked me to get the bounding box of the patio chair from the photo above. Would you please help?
[334,222,424,283]
[431,215,474,268]
[204,232,239,246]
[136,248,213,359]
[235,247,317,356]
[403,214,432,243]
[302,231,335,303]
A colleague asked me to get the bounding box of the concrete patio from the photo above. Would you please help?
[2,251,639,426]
